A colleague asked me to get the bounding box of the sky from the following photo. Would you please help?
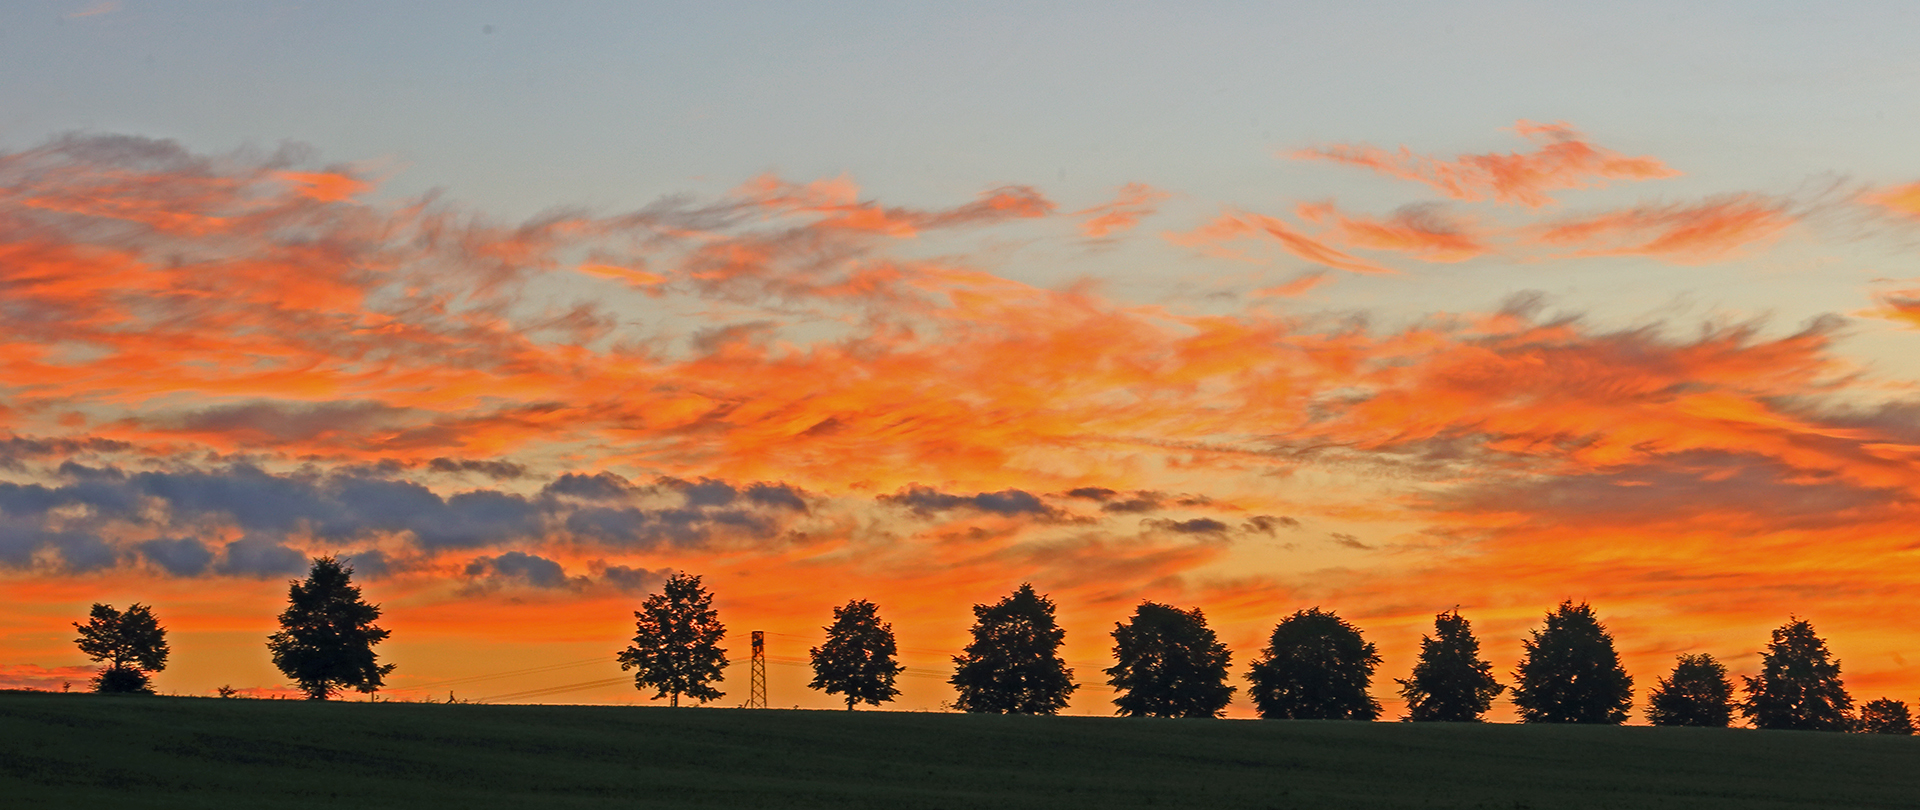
[4,1,1920,720]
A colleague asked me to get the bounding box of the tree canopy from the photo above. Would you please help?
[1105,601,1235,718]
[1645,653,1733,727]
[1396,609,1502,722]
[618,572,729,707]
[1510,600,1633,724]
[949,583,1077,715]
[73,603,170,694]
[1739,617,1851,731]
[1858,698,1914,735]
[808,598,905,710]
[266,556,395,700]
[1246,607,1382,720]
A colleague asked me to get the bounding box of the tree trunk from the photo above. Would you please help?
[670,692,679,708]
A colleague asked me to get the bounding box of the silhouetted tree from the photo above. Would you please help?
[267,556,395,700]
[809,598,904,710]
[1396,609,1502,722]
[73,603,169,694]
[1511,601,1633,724]
[1646,653,1734,727]
[950,583,1077,714]
[1247,607,1381,720]
[1106,601,1235,718]
[618,572,729,707]
[1858,699,1914,735]
[1739,617,1851,731]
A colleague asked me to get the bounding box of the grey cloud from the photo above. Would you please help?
[1243,515,1302,535]
[1102,494,1165,514]
[542,471,634,501]
[1144,518,1230,535]
[666,477,738,508]
[0,435,131,470]
[562,504,767,549]
[0,522,117,571]
[411,490,542,549]
[168,400,410,443]
[339,550,392,579]
[1329,532,1374,550]
[1064,487,1117,501]
[881,485,1055,517]
[427,457,529,480]
[590,561,672,594]
[218,539,309,577]
[744,482,808,512]
[138,537,215,576]
[465,551,577,590]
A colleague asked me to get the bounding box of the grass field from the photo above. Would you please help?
[2,691,1915,809]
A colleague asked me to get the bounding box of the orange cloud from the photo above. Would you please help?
[733,174,1053,237]
[1076,183,1171,238]
[1298,201,1489,263]
[276,170,372,203]
[1865,182,1920,218]
[1172,211,1397,275]
[1530,194,1794,262]
[1295,121,1679,207]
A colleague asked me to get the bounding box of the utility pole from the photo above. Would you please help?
[747,630,767,709]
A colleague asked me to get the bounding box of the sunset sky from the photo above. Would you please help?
[5,2,1920,720]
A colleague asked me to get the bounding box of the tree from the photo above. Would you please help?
[808,598,904,710]
[618,572,728,707]
[950,583,1077,714]
[267,556,395,700]
[1738,617,1852,731]
[1396,609,1503,722]
[1645,653,1734,727]
[1246,607,1382,720]
[1106,601,1235,718]
[1510,600,1633,724]
[73,603,170,694]
[1858,699,1914,735]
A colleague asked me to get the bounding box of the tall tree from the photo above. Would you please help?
[808,598,905,710]
[1645,653,1734,727]
[1396,609,1503,722]
[950,583,1077,714]
[1738,617,1852,731]
[1106,601,1235,718]
[73,603,170,694]
[1858,699,1914,735]
[618,572,729,707]
[267,556,395,700]
[1246,607,1382,720]
[1510,601,1633,724]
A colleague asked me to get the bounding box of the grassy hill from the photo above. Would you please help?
[2,691,1915,809]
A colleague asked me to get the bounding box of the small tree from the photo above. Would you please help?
[1858,699,1914,735]
[618,572,728,707]
[1106,601,1235,718]
[1510,601,1633,724]
[267,556,395,700]
[73,603,170,694]
[809,598,905,710]
[1739,617,1851,731]
[1645,653,1734,727]
[1396,609,1503,722]
[950,583,1077,714]
[1247,607,1382,720]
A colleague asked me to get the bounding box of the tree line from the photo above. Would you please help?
[62,560,1918,734]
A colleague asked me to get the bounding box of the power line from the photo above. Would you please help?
[475,676,631,703]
